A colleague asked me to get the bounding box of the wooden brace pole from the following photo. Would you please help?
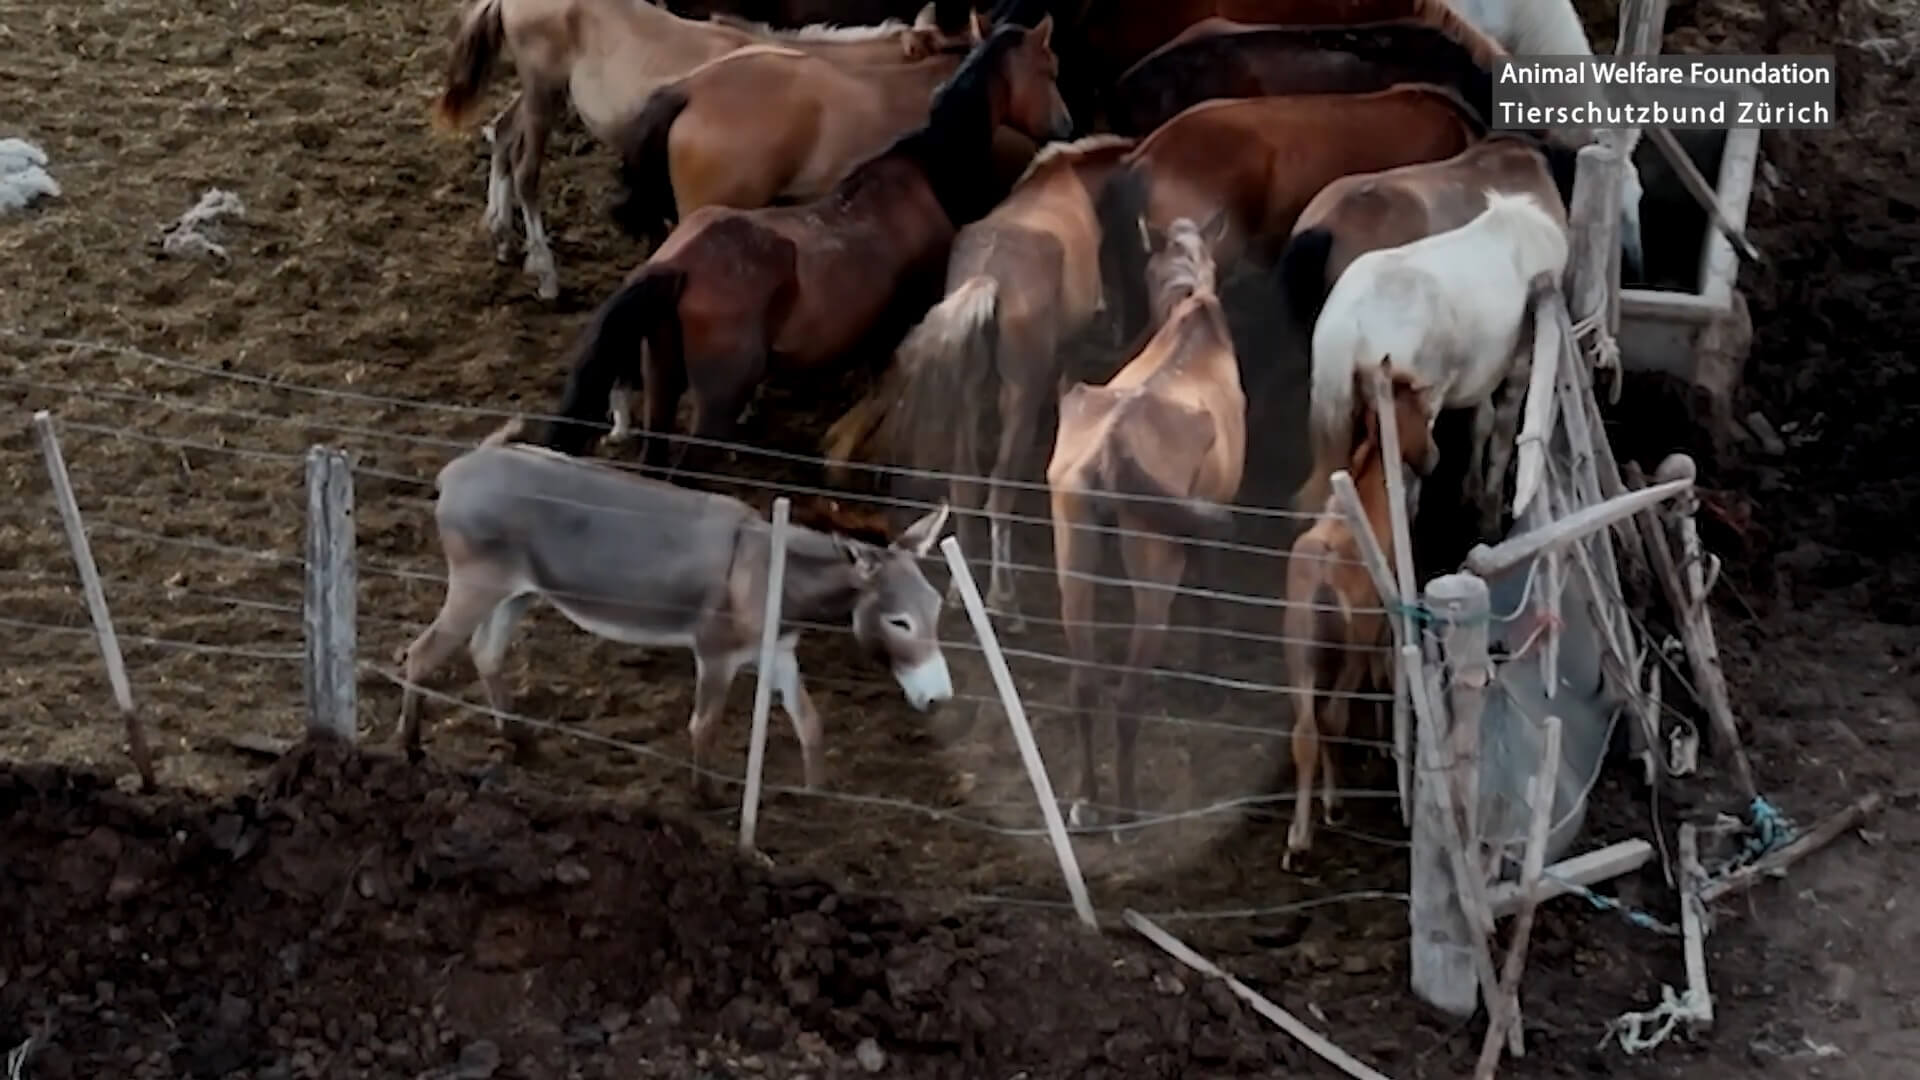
[1331,469,1408,818]
[1369,364,1421,826]
[1465,461,1694,579]
[1700,792,1884,905]
[33,411,157,790]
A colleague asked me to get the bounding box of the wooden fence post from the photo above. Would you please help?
[1476,714,1563,1075]
[33,411,157,791]
[941,535,1097,929]
[1566,143,1625,333]
[739,496,791,856]
[303,446,357,742]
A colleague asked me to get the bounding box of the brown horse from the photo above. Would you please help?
[1093,84,1484,343]
[988,0,1504,131]
[1280,133,1573,330]
[539,21,1073,467]
[670,0,975,32]
[609,25,983,250]
[1105,17,1495,136]
[430,0,970,298]
[1280,363,1433,869]
[1046,215,1244,820]
[819,134,1135,624]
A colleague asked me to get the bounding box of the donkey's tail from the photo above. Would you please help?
[432,0,508,132]
[1278,226,1335,332]
[611,85,692,245]
[543,267,688,455]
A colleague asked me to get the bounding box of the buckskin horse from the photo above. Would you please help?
[1299,190,1569,534]
[397,420,955,804]
[608,18,984,251]
[1046,215,1244,821]
[819,134,1136,626]
[539,20,1074,468]
[1281,363,1435,869]
[1093,84,1483,343]
[429,0,970,298]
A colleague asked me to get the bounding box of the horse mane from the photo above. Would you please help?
[841,23,1032,224]
[1013,133,1134,187]
[1154,218,1216,304]
[758,15,911,42]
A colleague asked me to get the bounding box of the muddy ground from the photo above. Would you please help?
[3,0,1918,1075]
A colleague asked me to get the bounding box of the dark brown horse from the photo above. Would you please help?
[1093,84,1484,343]
[1105,17,1495,136]
[988,0,1504,131]
[540,20,1074,466]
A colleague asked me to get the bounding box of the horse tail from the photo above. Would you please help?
[611,85,692,245]
[1092,162,1153,342]
[543,267,688,455]
[432,0,507,132]
[1309,582,1348,693]
[1095,444,1234,541]
[1279,227,1336,333]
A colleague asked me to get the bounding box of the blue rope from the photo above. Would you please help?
[1544,872,1679,936]
[1744,796,1795,860]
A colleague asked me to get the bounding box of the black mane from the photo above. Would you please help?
[838,23,1031,226]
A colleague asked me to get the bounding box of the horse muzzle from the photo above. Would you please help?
[895,654,954,711]
[1048,100,1075,142]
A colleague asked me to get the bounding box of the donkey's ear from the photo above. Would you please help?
[894,501,952,557]
[1032,13,1054,47]
[835,534,884,582]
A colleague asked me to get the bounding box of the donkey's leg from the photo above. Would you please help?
[1113,529,1186,818]
[484,95,522,262]
[511,83,567,300]
[688,646,748,808]
[398,574,511,760]
[769,634,827,790]
[1052,494,1103,809]
[468,592,536,750]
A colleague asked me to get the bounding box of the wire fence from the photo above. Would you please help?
[2,328,1429,925]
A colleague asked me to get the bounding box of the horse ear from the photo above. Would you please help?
[913,1,936,29]
[968,7,986,41]
[893,501,952,557]
[1032,13,1053,48]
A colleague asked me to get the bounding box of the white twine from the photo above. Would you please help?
[1601,984,1711,1054]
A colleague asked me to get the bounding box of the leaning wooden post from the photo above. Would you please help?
[1565,143,1625,332]
[739,496,791,857]
[303,446,357,742]
[1476,714,1562,1075]
[1368,364,1419,826]
[941,535,1096,929]
[33,411,157,791]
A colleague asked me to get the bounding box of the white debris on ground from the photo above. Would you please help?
[0,138,60,215]
[161,188,246,262]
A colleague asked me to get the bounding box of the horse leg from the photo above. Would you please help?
[946,392,986,605]
[1469,397,1506,536]
[1283,681,1321,871]
[984,370,1046,630]
[1483,348,1532,534]
[484,95,522,263]
[640,331,686,472]
[1113,528,1185,819]
[511,83,567,301]
[683,333,766,478]
[1052,492,1102,810]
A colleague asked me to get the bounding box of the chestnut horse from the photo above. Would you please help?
[819,134,1136,625]
[1105,18,1493,136]
[1093,84,1483,343]
[539,21,1074,467]
[609,25,983,251]
[430,0,970,298]
[1281,363,1434,869]
[988,0,1504,131]
[1047,215,1243,820]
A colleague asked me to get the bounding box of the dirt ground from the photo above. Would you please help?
[3,0,1917,1075]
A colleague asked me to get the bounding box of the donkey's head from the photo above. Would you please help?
[835,502,954,710]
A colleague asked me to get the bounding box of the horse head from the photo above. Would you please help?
[993,16,1074,143]
[1355,361,1440,478]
